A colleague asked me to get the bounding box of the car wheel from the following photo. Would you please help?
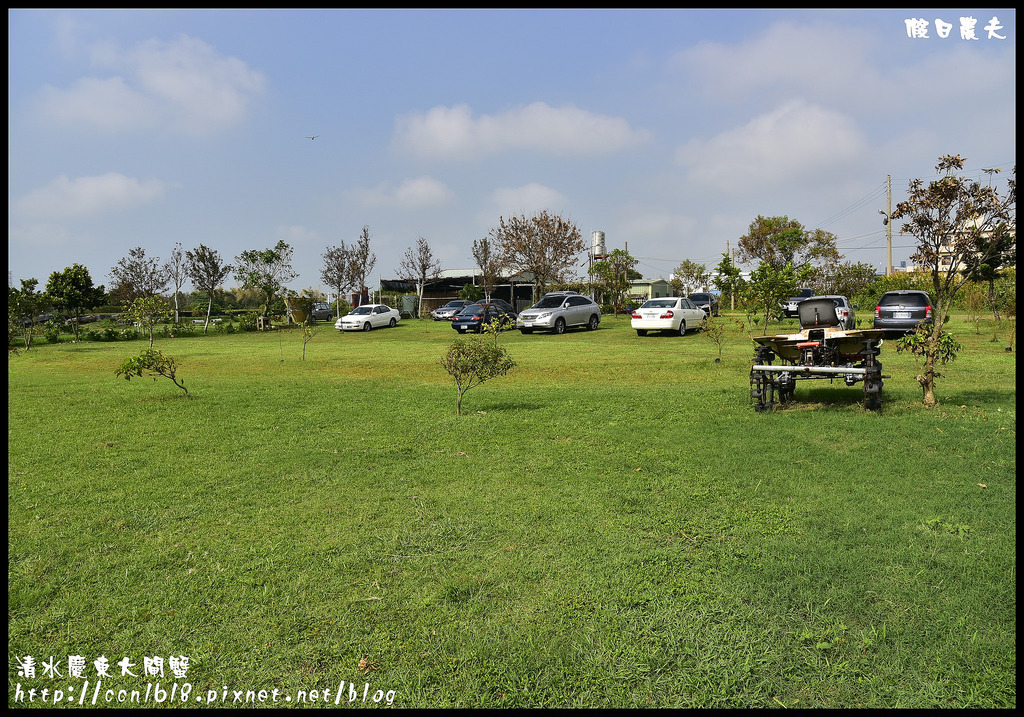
[362,322,372,332]
[587,314,599,331]
[677,321,687,336]
[554,318,566,335]
[389,318,397,327]
[636,329,647,336]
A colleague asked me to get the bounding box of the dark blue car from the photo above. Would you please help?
[450,302,517,334]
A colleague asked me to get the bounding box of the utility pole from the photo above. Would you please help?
[885,175,893,275]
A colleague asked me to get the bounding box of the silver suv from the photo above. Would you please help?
[516,291,601,334]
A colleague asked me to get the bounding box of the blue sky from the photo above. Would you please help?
[8,8,1016,293]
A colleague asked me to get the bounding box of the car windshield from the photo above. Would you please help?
[689,294,710,301]
[350,307,372,315]
[882,293,929,307]
[457,305,482,316]
[640,299,677,309]
[444,301,465,308]
[532,295,567,309]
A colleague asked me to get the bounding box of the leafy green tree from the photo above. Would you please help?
[234,240,298,317]
[891,154,1015,407]
[590,247,638,314]
[45,263,105,341]
[670,259,711,296]
[115,348,188,395]
[440,336,516,415]
[713,252,744,311]
[736,215,840,279]
[121,295,171,348]
[816,260,877,301]
[741,262,802,333]
[459,283,484,302]
[8,279,49,350]
[185,244,233,333]
[967,187,1015,320]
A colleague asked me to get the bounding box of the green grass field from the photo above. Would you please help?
[7,315,1016,707]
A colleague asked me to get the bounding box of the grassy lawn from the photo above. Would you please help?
[7,314,1016,707]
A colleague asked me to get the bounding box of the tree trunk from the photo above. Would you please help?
[205,297,214,334]
[920,350,937,407]
[989,277,1000,320]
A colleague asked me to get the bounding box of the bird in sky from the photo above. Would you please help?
[306,135,319,140]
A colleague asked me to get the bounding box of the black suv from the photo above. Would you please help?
[781,288,815,318]
[874,290,933,336]
[688,292,720,317]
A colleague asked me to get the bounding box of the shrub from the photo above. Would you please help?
[440,336,516,415]
[115,348,188,395]
[238,313,260,332]
[43,320,63,344]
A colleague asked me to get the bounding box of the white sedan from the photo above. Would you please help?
[335,304,401,332]
[631,297,706,336]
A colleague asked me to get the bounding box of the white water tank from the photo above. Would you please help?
[591,230,606,258]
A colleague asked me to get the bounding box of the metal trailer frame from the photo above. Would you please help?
[749,332,887,412]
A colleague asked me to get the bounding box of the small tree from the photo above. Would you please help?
[440,336,516,415]
[121,296,171,348]
[397,237,443,318]
[300,323,319,360]
[891,154,1015,406]
[164,242,188,323]
[698,314,728,362]
[116,348,188,395]
[351,225,377,305]
[185,244,233,333]
[8,279,48,350]
[321,241,356,316]
[713,252,744,312]
[741,261,802,334]
[472,234,505,300]
[110,246,168,303]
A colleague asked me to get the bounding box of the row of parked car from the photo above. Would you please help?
[780,288,934,336]
[331,288,934,338]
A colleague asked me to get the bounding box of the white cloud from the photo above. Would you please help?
[675,99,868,192]
[676,21,879,106]
[488,183,567,217]
[349,176,455,210]
[393,102,650,160]
[275,224,320,247]
[16,173,169,218]
[34,34,266,135]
